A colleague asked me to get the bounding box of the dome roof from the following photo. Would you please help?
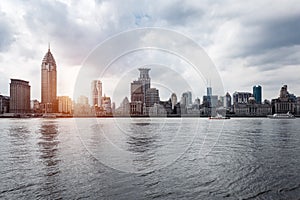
[42,48,56,66]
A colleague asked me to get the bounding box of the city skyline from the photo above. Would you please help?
[1,1,300,103]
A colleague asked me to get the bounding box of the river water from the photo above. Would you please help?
[0,118,299,199]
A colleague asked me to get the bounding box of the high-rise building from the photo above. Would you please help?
[102,96,112,113]
[10,79,31,113]
[146,88,160,107]
[253,85,262,104]
[138,68,151,103]
[57,96,73,114]
[207,87,212,97]
[41,46,57,113]
[130,68,152,115]
[131,80,144,102]
[91,80,102,107]
[225,92,232,108]
[181,91,192,107]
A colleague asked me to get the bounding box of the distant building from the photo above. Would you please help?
[225,92,232,109]
[253,85,262,104]
[149,103,167,117]
[112,102,115,114]
[131,80,144,103]
[296,97,300,115]
[57,96,72,114]
[194,98,200,106]
[102,96,112,114]
[271,85,296,114]
[181,91,192,106]
[31,99,40,113]
[0,95,10,114]
[146,88,160,107]
[202,87,218,116]
[130,68,151,115]
[130,101,143,115]
[233,92,252,104]
[218,96,224,107]
[160,96,181,116]
[41,46,58,113]
[91,80,102,107]
[233,97,271,116]
[74,95,90,116]
[9,79,31,113]
[171,93,177,110]
[207,87,212,97]
[115,97,130,116]
[77,95,89,105]
[138,68,151,103]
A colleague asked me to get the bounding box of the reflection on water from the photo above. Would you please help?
[127,122,159,172]
[37,120,62,199]
[0,118,299,199]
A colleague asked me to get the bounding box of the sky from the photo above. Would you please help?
[1,0,300,106]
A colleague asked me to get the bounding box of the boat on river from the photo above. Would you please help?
[209,113,230,120]
[267,112,295,119]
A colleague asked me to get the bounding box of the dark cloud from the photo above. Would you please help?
[235,14,300,58]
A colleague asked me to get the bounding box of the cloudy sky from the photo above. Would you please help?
[1,0,300,105]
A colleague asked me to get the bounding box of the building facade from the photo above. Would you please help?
[271,85,296,114]
[10,79,31,113]
[233,92,252,104]
[253,85,262,104]
[41,47,57,113]
[91,80,102,107]
[57,96,73,114]
[0,95,10,114]
[233,97,272,116]
[138,68,151,104]
[102,96,112,114]
[225,92,232,109]
[146,88,160,107]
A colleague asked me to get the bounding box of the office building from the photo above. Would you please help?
[181,91,192,108]
[138,68,151,103]
[102,96,112,113]
[58,96,73,114]
[225,92,232,109]
[10,79,31,113]
[233,92,252,104]
[0,95,10,114]
[91,80,102,107]
[41,46,57,113]
[131,80,144,103]
[146,88,160,107]
[253,85,262,104]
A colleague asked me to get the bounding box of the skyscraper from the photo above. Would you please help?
[138,68,151,103]
[10,79,31,113]
[146,88,160,107]
[253,85,262,104]
[41,46,57,113]
[181,91,192,107]
[225,92,232,108]
[91,80,102,107]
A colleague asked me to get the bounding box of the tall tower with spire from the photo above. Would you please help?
[41,45,57,113]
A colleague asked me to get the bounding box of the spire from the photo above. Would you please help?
[48,42,50,52]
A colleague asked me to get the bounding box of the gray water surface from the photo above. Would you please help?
[0,118,299,199]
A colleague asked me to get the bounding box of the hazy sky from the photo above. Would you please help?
[1,0,300,105]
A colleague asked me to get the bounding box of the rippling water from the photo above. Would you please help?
[0,118,299,199]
